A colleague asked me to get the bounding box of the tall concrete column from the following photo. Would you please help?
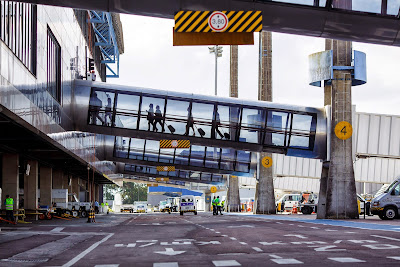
[40,166,52,208]
[99,184,104,203]
[53,169,64,189]
[317,39,333,219]
[2,154,19,210]
[227,175,240,212]
[95,184,99,202]
[227,45,241,212]
[256,31,276,214]
[24,160,38,213]
[325,39,358,219]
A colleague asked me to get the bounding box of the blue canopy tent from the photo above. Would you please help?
[148,186,203,197]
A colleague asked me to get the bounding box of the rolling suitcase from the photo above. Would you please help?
[197,128,205,137]
[223,133,230,140]
[167,124,175,133]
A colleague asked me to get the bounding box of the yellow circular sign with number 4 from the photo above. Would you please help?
[261,156,273,168]
[335,121,353,140]
[210,186,217,193]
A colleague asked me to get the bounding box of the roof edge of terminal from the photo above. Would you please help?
[112,13,124,55]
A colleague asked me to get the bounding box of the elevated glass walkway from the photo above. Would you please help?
[113,136,255,177]
[72,80,327,160]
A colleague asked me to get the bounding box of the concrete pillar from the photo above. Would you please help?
[227,176,240,212]
[256,31,276,214]
[2,154,19,210]
[99,184,104,203]
[324,38,358,219]
[24,160,38,213]
[317,39,333,219]
[52,169,64,189]
[95,184,99,202]
[40,166,52,208]
[226,45,241,211]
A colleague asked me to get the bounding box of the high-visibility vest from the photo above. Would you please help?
[101,203,105,207]
[212,199,216,206]
[105,203,109,206]
[5,198,13,210]
[216,198,221,206]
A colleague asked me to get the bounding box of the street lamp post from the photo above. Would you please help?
[208,45,223,96]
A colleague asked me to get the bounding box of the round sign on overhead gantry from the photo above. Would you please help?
[261,156,273,168]
[210,186,217,193]
[171,140,179,148]
[334,121,353,140]
[208,11,229,32]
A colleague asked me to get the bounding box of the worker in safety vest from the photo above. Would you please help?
[221,200,225,212]
[212,196,217,215]
[105,202,109,214]
[5,195,15,223]
[216,196,223,215]
[100,202,105,213]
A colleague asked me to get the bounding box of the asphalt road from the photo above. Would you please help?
[1,212,400,266]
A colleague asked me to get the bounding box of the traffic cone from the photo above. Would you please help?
[292,205,298,214]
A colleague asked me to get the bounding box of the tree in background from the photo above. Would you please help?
[120,182,148,204]
[103,182,147,204]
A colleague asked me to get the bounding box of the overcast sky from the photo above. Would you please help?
[113,14,400,116]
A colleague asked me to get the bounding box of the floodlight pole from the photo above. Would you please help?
[214,45,218,96]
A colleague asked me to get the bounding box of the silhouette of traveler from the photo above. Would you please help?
[146,104,155,131]
[104,95,113,126]
[89,92,104,125]
[154,105,163,132]
[185,106,195,136]
[213,107,224,139]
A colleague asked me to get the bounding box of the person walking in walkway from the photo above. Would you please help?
[101,202,105,213]
[146,104,155,131]
[185,106,195,136]
[89,92,104,125]
[213,107,224,139]
[5,195,15,223]
[216,196,223,215]
[154,105,163,132]
[94,200,99,214]
[212,196,217,215]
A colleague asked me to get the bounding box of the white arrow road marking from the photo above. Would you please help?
[197,241,221,245]
[309,245,346,252]
[284,234,307,239]
[160,241,191,246]
[227,225,255,228]
[154,248,186,256]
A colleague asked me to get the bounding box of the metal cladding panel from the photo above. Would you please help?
[367,115,380,154]
[308,50,332,87]
[389,117,400,156]
[302,159,310,177]
[295,158,303,176]
[274,176,320,193]
[379,116,392,155]
[355,114,370,154]
[289,157,297,176]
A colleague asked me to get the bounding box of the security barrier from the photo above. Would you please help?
[87,209,95,223]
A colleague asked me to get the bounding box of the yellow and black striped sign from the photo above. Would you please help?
[156,177,170,182]
[156,166,176,172]
[174,11,262,33]
[160,139,190,149]
[147,183,158,187]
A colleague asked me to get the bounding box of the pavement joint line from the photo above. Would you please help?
[61,233,114,267]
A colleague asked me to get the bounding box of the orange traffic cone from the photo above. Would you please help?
[292,205,298,214]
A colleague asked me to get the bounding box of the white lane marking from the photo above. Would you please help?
[252,247,262,252]
[363,244,400,249]
[239,242,247,245]
[345,232,356,234]
[289,224,294,226]
[222,235,228,237]
[387,256,400,261]
[227,225,254,228]
[328,257,365,263]
[212,260,241,266]
[153,262,179,267]
[269,255,282,259]
[230,237,237,240]
[50,227,65,232]
[310,227,319,229]
[298,225,305,228]
[271,259,303,264]
[210,229,216,231]
[276,222,283,224]
[95,265,119,267]
[137,240,158,242]
[325,229,338,232]
[371,235,400,242]
[284,234,307,239]
[216,232,221,234]
[62,233,114,267]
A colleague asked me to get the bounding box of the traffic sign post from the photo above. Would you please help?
[334,121,353,140]
[210,186,217,193]
[208,11,229,32]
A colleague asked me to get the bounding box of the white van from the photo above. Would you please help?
[180,195,197,215]
[371,176,400,220]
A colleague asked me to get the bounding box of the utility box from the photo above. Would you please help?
[52,189,68,209]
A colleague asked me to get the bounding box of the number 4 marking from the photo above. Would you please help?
[341,126,347,135]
